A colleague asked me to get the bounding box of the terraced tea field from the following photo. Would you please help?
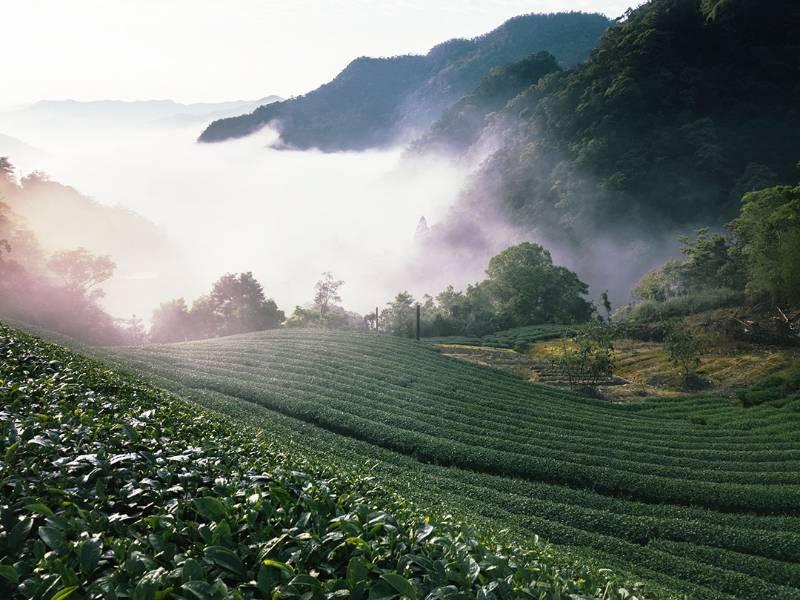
[107,329,800,599]
[2,324,629,599]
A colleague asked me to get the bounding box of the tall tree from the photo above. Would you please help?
[485,242,592,327]
[150,298,192,343]
[47,247,115,299]
[381,292,417,337]
[729,183,800,304]
[209,272,285,336]
[313,272,344,324]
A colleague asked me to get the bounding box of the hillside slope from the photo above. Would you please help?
[198,13,611,150]
[107,328,800,599]
[0,324,632,599]
[428,0,800,241]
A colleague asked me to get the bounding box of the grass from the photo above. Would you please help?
[93,328,800,599]
[0,323,634,599]
[527,338,800,395]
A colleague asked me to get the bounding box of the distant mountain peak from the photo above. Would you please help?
[198,12,612,150]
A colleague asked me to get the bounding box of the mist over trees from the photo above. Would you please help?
[151,272,284,342]
[431,0,800,243]
[286,273,365,330]
[382,242,593,338]
[0,157,124,344]
[626,178,800,321]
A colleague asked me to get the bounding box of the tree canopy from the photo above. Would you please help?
[383,242,593,338]
[151,273,284,342]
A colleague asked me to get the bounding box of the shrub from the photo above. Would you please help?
[665,328,705,387]
[628,288,743,322]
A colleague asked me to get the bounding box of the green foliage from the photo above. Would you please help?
[0,323,635,599]
[550,322,616,393]
[443,0,800,246]
[415,51,561,154]
[106,327,800,598]
[665,327,705,385]
[392,243,592,339]
[629,179,800,321]
[738,367,800,408]
[152,272,284,342]
[626,288,743,323]
[199,13,611,148]
[381,291,417,337]
[632,229,741,305]
[112,328,800,515]
[486,242,593,328]
[423,324,569,348]
[729,183,800,304]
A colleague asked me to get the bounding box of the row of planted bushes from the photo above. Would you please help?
[0,323,640,599]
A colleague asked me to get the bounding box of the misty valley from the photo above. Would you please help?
[1,2,800,599]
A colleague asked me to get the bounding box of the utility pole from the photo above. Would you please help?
[375,306,379,332]
[416,303,421,342]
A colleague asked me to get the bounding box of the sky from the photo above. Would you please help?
[3,0,634,106]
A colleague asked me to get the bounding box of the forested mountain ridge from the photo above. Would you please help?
[411,51,562,156]
[435,0,800,240]
[198,12,611,150]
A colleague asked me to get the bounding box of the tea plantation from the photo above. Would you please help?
[0,324,635,599]
[103,329,800,599]
[422,325,567,350]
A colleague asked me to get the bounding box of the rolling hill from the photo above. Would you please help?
[198,13,611,150]
[103,328,800,599]
[1,323,630,599]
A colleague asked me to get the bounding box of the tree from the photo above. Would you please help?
[151,298,192,343]
[381,292,416,337]
[209,272,284,336]
[285,305,321,328]
[678,228,741,291]
[118,314,147,345]
[485,242,592,327]
[188,295,218,339]
[47,247,115,299]
[728,183,800,304]
[600,290,612,322]
[313,272,344,324]
[632,259,685,302]
[665,328,704,387]
[0,157,15,186]
[550,322,615,394]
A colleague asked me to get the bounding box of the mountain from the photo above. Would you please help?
[0,97,282,149]
[198,12,612,150]
[5,97,282,128]
[410,0,800,297]
[431,0,800,235]
[411,51,561,156]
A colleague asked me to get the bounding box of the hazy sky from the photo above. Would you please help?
[4,0,634,106]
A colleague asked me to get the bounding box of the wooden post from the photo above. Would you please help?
[375,307,379,332]
[416,303,421,341]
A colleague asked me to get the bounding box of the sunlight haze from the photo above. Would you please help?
[3,0,633,105]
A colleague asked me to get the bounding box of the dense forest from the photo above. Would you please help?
[433,0,800,238]
[198,13,611,149]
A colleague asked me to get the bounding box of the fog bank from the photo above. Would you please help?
[0,111,469,318]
